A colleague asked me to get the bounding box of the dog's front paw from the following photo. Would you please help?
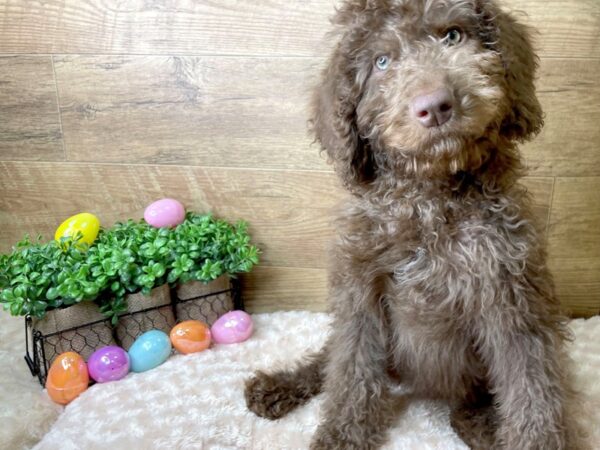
[244,371,306,420]
[309,426,344,450]
[310,424,376,450]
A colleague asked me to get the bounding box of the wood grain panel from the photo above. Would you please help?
[0,0,332,56]
[0,161,344,269]
[0,161,554,266]
[54,55,326,170]
[0,56,63,160]
[549,259,600,317]
[0,0,597,58]
[502,0,600,59]
[242,266,328,312]
[53,56,600,177]
[548,177,600,317]
[523,59,600,177]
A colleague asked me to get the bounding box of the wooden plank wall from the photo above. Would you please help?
[0,0,599,317]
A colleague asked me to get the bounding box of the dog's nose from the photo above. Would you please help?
[412,88,454,128]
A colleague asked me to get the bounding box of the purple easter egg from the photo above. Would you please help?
[211,310,254,344]
[87,346,130,383]
[144,198,185,228]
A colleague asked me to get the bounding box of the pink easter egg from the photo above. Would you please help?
[211,310,254,344]
[144,198,185,228]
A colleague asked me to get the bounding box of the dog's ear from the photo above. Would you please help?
[310,4,376,190]
[477,1,544,141]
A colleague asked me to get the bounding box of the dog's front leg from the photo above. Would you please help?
[310,285,394,450]
[475,294,569,449]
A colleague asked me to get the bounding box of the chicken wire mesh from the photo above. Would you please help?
[114,303,176,351]
[25,278,242,386]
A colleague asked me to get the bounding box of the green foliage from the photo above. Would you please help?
[0,212,259,322]
[0,233,95,318]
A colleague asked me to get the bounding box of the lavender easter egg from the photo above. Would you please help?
[144,198,185,228]
[87,346,130,383]
[211,310,253,344]
[128,330,172,373]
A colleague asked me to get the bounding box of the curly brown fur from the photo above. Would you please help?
[245,0,587,449]
[245,350,326,420]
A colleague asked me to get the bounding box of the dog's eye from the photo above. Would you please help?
[443,27,463,46]
[375,55,391,71]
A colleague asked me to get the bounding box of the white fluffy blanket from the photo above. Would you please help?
[1,311,599,450]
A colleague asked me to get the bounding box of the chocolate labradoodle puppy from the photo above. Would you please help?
[246,0,585,448]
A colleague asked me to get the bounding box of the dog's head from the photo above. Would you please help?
[311,0,543,189]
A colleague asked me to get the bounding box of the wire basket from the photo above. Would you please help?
[24,278,242,386]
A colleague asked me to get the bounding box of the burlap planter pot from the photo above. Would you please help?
[175,275,234,326]
[31,302,116,366]
[115,284,175,350]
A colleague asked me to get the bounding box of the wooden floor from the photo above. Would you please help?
[0,0,599,316]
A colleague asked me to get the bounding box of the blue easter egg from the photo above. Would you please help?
[128,330,172,373]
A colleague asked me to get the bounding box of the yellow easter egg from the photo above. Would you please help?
[55,213,100,246]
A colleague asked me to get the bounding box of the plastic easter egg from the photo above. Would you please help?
[55,212,100,246]
[45,351,89,405]
[211,310,254,344]
[144,198,185,228]
[128,330,172,373]
[87,346,130,383]
[170,320,211,354]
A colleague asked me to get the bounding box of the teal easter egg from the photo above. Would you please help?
[128,330,172,373]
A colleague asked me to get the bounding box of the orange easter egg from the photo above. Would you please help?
[170,320,211,354]
[45,351,89,405]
